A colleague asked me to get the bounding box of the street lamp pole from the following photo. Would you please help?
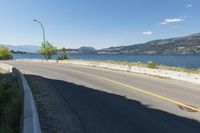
[33,19,46,43]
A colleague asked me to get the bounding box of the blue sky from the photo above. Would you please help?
[0,0,199,49]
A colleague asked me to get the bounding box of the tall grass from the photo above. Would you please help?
[87,60,200,74]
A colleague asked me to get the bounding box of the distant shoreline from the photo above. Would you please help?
[11,53,200,69]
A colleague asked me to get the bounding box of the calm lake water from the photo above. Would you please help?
[12,53,200,69]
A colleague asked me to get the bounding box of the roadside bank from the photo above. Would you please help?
[0,69,21,133]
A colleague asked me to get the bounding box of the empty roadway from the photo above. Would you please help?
[2,60,200,133]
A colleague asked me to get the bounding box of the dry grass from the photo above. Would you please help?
[0,68,8,73]
[78,59,200,74]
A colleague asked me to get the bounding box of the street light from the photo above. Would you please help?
[33,19,46,43]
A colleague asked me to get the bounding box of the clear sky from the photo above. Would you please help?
[0,0,199,49]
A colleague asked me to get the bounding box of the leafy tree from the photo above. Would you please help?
[38,41,57,59]
[61,47,67,54]
[0,45,13,60]
[58,47,69,60]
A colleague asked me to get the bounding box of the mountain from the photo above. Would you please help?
[98,33,200,54]
[3,33,200,54]
[4,45,40,53]
[78,46,96,53]
[68,46,97,54]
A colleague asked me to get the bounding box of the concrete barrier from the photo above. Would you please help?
[15,59,200,84]
[15,59,56,63]
[0,63,41,133]
[59,60,200,84]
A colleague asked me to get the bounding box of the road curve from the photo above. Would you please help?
[2,60,200,133]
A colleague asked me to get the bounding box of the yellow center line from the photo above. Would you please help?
[61,67,200,112]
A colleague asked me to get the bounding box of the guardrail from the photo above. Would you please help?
[0,63,41,133]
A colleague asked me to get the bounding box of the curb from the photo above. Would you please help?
[0,63,41,133]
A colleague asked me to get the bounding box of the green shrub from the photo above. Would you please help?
[57,47,69,60]
[147,61,157,68]
[0,76,21,133]
[0,45,13,60]
[57,54,69,60]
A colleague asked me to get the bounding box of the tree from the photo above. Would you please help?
[58,47,69,60]
[38,41,57,59]
[61,47,67,54]
[0,45,13,60]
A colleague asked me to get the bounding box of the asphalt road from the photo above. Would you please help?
[2,60,200,133]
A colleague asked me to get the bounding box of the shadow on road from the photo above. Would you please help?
[25,74,200,133]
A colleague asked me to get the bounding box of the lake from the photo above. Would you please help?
[12,53,200,69]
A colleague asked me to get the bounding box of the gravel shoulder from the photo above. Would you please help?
[25,74,83,133]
